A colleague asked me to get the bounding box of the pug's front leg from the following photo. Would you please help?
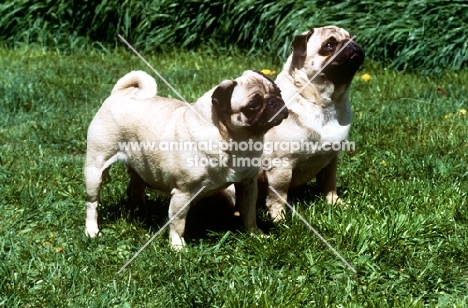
[168,190,193,250]
[235,179,261,234]
[316,155,343,205]
[264,168,292,222]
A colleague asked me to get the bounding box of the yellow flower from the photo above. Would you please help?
[361,74,371,82]
[380,160,387,167]
[459,108,467,116]
[444,113,453,119]
[261,69,276,75]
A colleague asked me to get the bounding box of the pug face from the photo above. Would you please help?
[290,26,365,86]
[212,70,288,136]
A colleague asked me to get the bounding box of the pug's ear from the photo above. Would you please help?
[212,80,237,113]
[291,29,313,58]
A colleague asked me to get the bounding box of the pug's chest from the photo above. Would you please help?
[224,165,260,184]
[285,120,349,160]
[318,120,351,145]
[192,152,260,188]
[292,104,351,143]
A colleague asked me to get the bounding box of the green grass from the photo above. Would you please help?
[1,46,468,307]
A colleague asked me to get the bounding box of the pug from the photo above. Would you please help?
[260,25,365,221]
[84,70,288,249]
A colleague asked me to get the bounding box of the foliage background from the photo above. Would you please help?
[1,0,468,73]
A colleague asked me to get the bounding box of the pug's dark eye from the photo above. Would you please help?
[319,38,337,56]
[323,41,336,52]
[242,94,263,117]
[248,94,263,111]
[249,100,262,111]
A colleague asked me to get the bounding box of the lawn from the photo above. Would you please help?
[1,45,467,307]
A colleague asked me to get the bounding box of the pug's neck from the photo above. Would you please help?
[276,70,326,106]
[276,67,352,127]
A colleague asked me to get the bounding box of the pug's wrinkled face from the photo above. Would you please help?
[212,70,288,136]
[290,26,365,86]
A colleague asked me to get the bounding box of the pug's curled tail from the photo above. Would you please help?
[111,70,157,99]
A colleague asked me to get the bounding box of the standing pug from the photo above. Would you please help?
[261,25,365,221]
[84,70,288,249]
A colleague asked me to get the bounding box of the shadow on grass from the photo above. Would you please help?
[99,192,244,243]
[98,181,347,243]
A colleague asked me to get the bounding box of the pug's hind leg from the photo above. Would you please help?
[126,167,147,213]
[85,152,124,237]
[84,165,108,238]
